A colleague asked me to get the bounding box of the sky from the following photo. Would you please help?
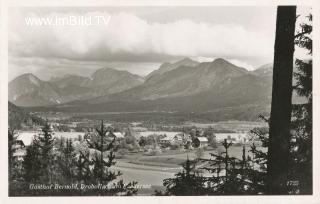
[8,6,310,81]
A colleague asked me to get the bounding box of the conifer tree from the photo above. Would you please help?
[82,120,138,195]
[159,157,206,195]
[8,129,25,195]
[290,13,312,194]
[57,138,77,184]
[35,121,55,183]
[22,120,55,189]
[8,129,17,183]
[23,140,42,183]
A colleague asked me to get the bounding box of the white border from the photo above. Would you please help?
[1,0,319,204]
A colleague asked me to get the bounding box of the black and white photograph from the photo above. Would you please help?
[2,0,319,201]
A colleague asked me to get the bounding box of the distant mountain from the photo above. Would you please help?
[82,67,144,95]
[9,68,144,107]
[145,57,199,81]
[50,74,88,88]
[42,58,273,122]
[9,73,62,107]
[251,63,273,76]
[12,58,278,121]
[60,72,272,113]
[92,58,250,102]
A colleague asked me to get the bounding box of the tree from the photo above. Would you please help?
[9,129,25,195]
[22,121,55,185]
[267,6,296,194]
[138,137,147,147]
[82,121,138,195]
[56,139,77,184]
[158,157,206,195]
[75,151,91,185]
[207,133,218,148]
[290,13,312,194]
[23,140,42,183]
[36,121,55,183]
[8,129,17,183]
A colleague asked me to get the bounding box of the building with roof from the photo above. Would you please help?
[159,133,183,145]
[108,131,125,140]
[193,137,208,148]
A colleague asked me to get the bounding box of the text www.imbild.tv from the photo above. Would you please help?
[25,15,111,26]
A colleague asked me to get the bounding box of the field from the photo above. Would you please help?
[111,145,266,194]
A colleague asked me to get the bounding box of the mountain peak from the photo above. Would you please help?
[174,57,199,65]
[252,63,273,76]
[20,73,37,78]
[94,67,116,73]
[212,58,231,65]
[15,73,41,86]
[178,57,195,63]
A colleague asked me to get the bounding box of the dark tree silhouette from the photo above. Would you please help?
[35,121,55,183]
[56,139,77,184]
[8,129,25,196]
[23,140,42,183]
[79,121,138,196]
[8,129,16,183]
[21,121,55,186]
[267,6,297,194]
[157,157,206,195]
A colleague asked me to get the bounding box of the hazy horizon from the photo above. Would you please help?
[9,57,274,82]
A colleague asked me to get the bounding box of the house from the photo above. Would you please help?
[108,131,125,140]
[11,137,27,161]
[17,131,38,146]
[13,149,27,161]
[12,140,25,150]
[194,137,208,148]
[159,133,183,145]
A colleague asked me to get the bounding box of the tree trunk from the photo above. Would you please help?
[267,6,296,194]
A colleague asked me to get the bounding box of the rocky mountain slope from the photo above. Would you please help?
[9,68,143,107]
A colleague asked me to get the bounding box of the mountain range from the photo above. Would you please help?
[9,68,143,107]
[9,58,274,120]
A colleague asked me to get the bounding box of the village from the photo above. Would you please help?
[11,115,264,194]
[13,117,256,161]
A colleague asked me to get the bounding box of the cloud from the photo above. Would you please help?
[9,9,274,63]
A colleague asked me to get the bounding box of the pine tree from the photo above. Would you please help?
[57,138,77,184]
[75,151,91,185]
[23,140,42,183]
[82,120,138,195]
[35,121,55,183]
[290,13,312,194]
[159,157,206,195]
[8,129,16,183]
[8,129,25,195]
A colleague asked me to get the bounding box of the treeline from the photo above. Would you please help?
[9,121,138,196]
